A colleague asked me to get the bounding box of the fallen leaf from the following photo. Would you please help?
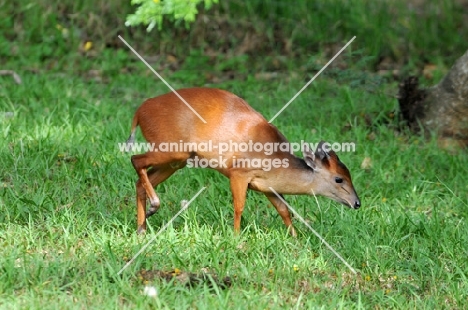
[361,157,372,170]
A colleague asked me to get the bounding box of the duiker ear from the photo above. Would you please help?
[303,144,319,170]
[315,141,331,161]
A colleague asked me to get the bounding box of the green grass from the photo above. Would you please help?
[2,64,468,308]
[1,0,468,308]
[2,0,467,70]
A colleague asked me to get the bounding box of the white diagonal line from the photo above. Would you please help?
[269,187,357,274]
[117,187,206,275]
[268,36,356,123]
[117,35,207,124]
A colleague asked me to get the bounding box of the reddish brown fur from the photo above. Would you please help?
[326,152,353,183]
[128,87,360,236]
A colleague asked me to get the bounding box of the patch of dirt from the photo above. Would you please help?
[137,268,232,289]
[397,76,427,131]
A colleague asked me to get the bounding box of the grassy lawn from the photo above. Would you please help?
[1,0,468,308]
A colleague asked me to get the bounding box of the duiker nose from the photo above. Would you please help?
[354,200,361,209]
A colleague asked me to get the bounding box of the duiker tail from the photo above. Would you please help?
[126,114,139,146]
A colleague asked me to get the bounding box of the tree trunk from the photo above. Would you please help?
[398,50,468,148]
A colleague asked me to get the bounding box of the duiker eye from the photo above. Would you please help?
[335,177,343,184]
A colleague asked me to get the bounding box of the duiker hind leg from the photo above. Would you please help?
[133,152,187,233]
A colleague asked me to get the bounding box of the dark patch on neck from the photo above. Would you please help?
[289,155,313,171]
